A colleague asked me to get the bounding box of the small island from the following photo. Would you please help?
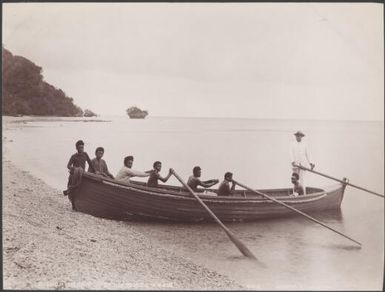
[83,109,97,117]
[126,106,148,119]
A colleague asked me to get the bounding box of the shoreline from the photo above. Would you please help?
[3,115,111,124]
[3,159,243,290]
[3,114,384,123]
[2,120,243,290]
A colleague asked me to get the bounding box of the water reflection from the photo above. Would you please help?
[315,209,344,223]
[318,243,362,251]
[226,255,268,269]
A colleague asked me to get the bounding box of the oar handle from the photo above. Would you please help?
[294,164,384,198]
[170,169,257,259]
[233,180,362,247]
[171,170,224,226]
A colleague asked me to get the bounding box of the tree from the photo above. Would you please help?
[2,47,84,116]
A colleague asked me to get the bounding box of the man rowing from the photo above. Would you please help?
[187,166,219,192]
[217,172,236,196]
[147,161,172,187]
[115,155,150,183]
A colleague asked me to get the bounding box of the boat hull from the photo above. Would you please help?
[71,173,346,222]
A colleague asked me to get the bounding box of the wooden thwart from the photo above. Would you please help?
[171,169,257,260]
[294,164,384,198]
[234,180,362,247]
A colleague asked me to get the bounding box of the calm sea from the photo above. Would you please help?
[3,116,384,290]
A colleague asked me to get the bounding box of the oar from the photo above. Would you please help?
[170,169,257,260]
[233,180,362,247]
[294,164,384,198]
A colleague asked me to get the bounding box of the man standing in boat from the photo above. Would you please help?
[115,156,150,183]
[290,131,315,195]
[187,166,219,192]
[88,147,114,179]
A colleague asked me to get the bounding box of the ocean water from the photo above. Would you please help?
[3,116,384,290]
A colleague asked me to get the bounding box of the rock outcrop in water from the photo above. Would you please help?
[83,109,97,117]
[2,47,83,117]
[126,106,148,119]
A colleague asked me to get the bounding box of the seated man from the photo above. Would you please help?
[147,161,172,187]
[88,147,114,179]
[217,172,236,196]
[63,140,95,209]
[66,140,94,172]
[291,172,305,196]
[115,156,150,183]
[187,166,219,192]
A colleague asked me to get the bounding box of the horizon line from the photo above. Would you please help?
[3,114,384,123]
[80,114,385,123]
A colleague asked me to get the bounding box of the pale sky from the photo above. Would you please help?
[3,3,384,120]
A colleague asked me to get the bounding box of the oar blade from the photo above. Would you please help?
[226,230,257,260]
[234,180,362,247]
[171,169,258,260]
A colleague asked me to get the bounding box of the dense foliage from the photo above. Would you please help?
[2,47,83,116]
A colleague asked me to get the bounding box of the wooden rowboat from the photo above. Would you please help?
[70,172,346,222]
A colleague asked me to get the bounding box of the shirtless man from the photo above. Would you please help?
[147,161,172,187]
[291,172,305,196]
[217,172,236,196]
[187,166,219,192]
[88,147,114,179]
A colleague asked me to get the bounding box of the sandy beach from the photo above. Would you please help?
[2,121,243,290]
[3,159,243,290]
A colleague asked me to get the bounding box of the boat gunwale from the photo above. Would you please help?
[81,172,343,204]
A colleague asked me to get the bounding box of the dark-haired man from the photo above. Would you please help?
[147,161,172,187]
[291,172,305,197]
[63,140,95,208]
[217,172,236,196]
[66,140,94,172]
[88,147,114,179]
[187,166,219,192]
[115,156,150,183]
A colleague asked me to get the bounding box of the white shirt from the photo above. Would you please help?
[115,166,149,183]
[290,141,312,166]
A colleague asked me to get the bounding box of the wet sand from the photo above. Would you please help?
[2,124,243,289]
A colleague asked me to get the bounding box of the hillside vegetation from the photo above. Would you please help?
[2,47,83,116]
